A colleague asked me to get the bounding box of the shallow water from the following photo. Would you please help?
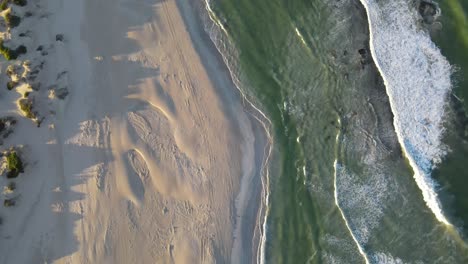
[206,0,468,262]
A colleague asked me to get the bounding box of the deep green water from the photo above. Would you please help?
[432,0,468,235]
[208,0,468,262]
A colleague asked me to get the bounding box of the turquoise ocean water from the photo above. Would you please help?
[204,0,468,262]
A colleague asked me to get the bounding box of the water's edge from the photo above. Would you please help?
[189,1,275,263]
[359,0,452,226]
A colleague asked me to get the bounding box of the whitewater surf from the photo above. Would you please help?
[359,0,452,225]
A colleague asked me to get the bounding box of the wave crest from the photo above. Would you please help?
[359,0,452,225]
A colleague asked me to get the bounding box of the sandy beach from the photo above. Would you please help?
[0,0,268,263]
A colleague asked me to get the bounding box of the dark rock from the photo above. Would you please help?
[0,117,16,135]
[36,117,44,128]
[57,71,67,80]
[6,81,17,90]
[0,117,15,139]
[358,48,371,66]
[6,14,21,28]
[55,87,69,99]
[36,45,43,51]
[419,1,437,17]
[15,45,27,56]
[27,69,40,81]
[419,0,439,24]
[6,182,16,191]
[56,34,64,42]
[4,199,15,207]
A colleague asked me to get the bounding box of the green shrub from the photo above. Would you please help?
[0,0,27,10]
[12,0,26,6]
[5,12,20,28]
[6,151,23,178]
[19,99,35,119]
[0,42,16,60]
[6,181,15,191]
[6,64,17,76]
[4,198,15,207]
[0,1,7,10]
[6,80,16,90]
[15,45,26,55]
[0,40,27,60]
[0,117,15,132]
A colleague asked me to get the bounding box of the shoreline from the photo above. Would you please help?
[175,1,273,263]
[0,0,269,262]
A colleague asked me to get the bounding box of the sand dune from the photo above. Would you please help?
[0,0,268,263]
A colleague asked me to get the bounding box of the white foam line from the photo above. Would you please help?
[359,0,452,226]
[295,27,308,47]
[257,118,272,264]
[203,0,229,36]
[201,1,275,263]
[333,119,370,264]
[334,161,370,264]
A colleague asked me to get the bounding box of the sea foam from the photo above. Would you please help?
[359,0,452,225]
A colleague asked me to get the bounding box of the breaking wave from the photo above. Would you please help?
[359,0,453,225]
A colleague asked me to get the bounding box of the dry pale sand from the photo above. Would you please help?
[0,0,268,263]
